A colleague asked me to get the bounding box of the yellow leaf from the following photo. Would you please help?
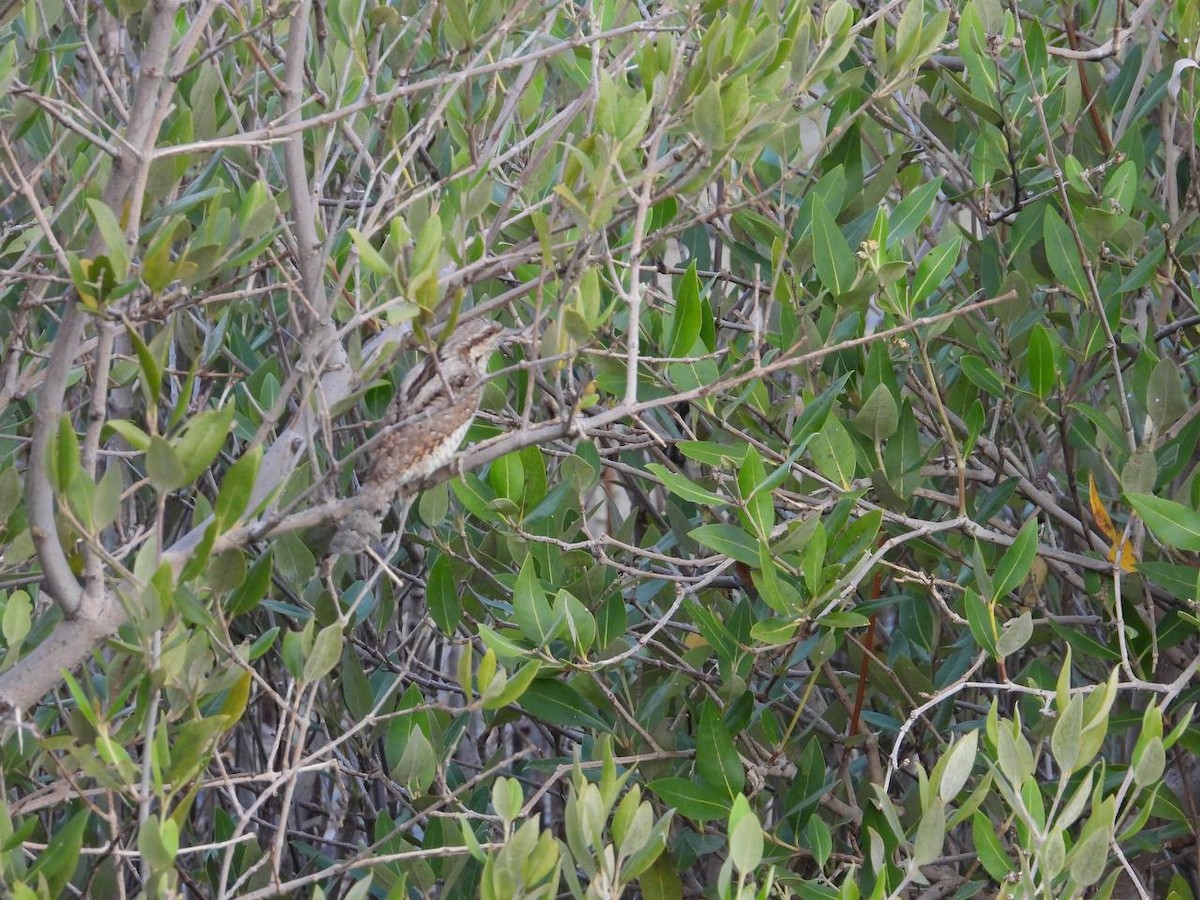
[1088,473,1116,541]
[1108,538,1137,573]
[217,669,251,727]
[1090,474,1137,572]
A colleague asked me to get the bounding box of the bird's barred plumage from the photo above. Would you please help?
[329,319,510,554]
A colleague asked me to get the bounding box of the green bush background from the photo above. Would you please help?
[0,0,1198,897]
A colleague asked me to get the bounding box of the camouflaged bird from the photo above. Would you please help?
[330,318,515,554]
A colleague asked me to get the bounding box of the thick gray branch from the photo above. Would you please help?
[282,0,325,312]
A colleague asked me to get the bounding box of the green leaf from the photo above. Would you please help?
[1043,207,1089,298]
[1051,694,1084,774]
[138,816,178,873]
[991,517,1038,603]
[477,624,531,660]
[86,198,129,281]
[214,445,261,531]
[518,678,608,730]
[646,777,731,822]
[1121,446,1157,495]
[141,216,181,292]
[853,383,898,442]
[512,555,559,645]
[959,354,1007,397]
[27,807,88,897]
[146,435,187,491]
[636,855,683,900]
[207,549,246,593]
[0,466,22,521]
[482,659,542,709]
[1132,735,1165,787]
[666,261,701,357]
[349,228,390,277]
[696,702,745,797]
[125,322,161,401]
[888,178,943,246]
[104,419,152,452]
[689,524,761,566]
[340,647,373,721]
[237,180,276,237]
[792,374,850,444]
[963,588,997,655]
[303,623,343,682]
[811,200,857,296]
[805,815,833,869]
[227,549,272,616]
[809,416,857,488]
[728,803,763,873]
[2,590,31,646]
[910,237,960,306]
[972,811,1011,881]
[392,728,436,793]
[488,451,525,506]
[1069,818,1111,887]
[693,80,725,150]
[557,589,596,654]
[175,405,235,485]
[645,463,726,506]
[52,414,81,494]
[1126,493,1200,551]
[427,553,461,636]
[450,474,500,522]
[995,610,1033,657]
[1026,324,1056,400]
[935,731,978,803]
[93,467,122,532]
[1147,356,1187,430]
[738,446,775,538]
[912,799,946,867]
[677,440,745,467]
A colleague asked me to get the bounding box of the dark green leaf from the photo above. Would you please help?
[667,261,701,357]
[689,524,761,566]
[811,200,857,296]
[427,553,461,636]
[696,701,745,797]
[227,549,272,616]
[964,589,997,655]
[518,678,608,730]
[646,777,731,822]
[991,518,1038,602]
[737,446,774,538]
[1043,207,1089,298]
[1026,324,1056,400]
[910,237,960,305]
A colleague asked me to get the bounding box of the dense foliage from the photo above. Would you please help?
[0,0,1198,897]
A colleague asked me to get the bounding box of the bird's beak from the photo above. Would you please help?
[500,326,530,347]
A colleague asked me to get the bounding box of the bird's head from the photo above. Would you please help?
[443,318,527,371]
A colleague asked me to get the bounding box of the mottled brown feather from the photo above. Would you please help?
[329,319,509,555]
